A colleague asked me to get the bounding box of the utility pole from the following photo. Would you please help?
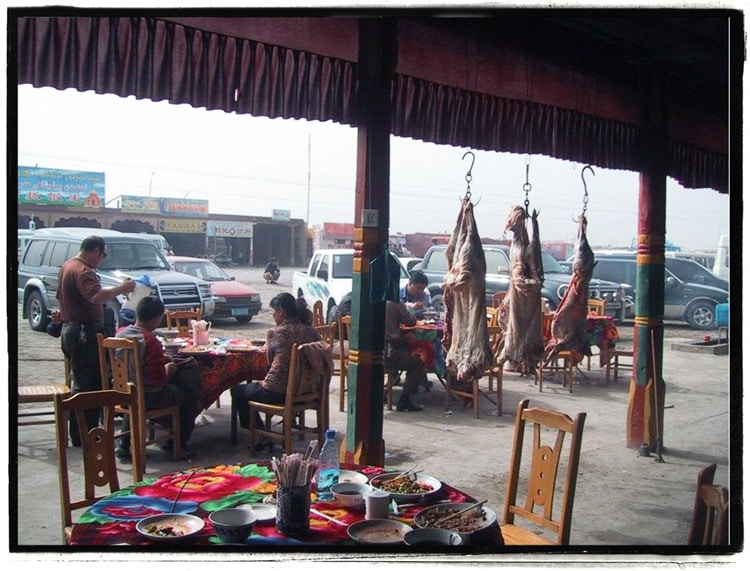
[306,133,312,225]
[148,171,154,197]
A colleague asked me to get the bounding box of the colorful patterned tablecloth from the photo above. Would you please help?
[542,314,620,367]
[69,462,483,547]
[401,323,446,378]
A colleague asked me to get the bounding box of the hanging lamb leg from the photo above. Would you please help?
[499,206,545,375]
[442,197,492,383]
[543,214,594,366]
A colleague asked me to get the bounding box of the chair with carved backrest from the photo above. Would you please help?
[688,463,729,545]
[248,342,329,455]
[312,300,325,328]
[54,388,140,544]
[165,308,202,338]
[97,334,181,476]
[501,398,586,545]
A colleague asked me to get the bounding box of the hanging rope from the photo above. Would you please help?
[580,165,595,217]
[462,151,475,200]
[523,156,532,215]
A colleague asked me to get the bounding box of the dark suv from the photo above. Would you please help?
[590,253,729,329]
[418,243,632,320]
[18,227,215,331]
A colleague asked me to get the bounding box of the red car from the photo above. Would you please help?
[167,256,262,323]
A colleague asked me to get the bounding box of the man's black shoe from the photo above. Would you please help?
[115,445,131,459]
[396,400,423,412]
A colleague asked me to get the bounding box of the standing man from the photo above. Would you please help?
[57,235,136,445]
[399,270,432,318]
[263,257,281,284]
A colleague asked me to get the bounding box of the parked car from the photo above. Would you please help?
[168,256,262,323]
[586,252,729,329]
[399,257,423,274]
[18,228,215,331]
[418,243,632,320]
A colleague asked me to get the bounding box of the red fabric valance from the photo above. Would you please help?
[14,15,727,193]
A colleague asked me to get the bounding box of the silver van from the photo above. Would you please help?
[18,227,215,331]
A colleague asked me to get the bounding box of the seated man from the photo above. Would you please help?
[399,270,432,318]
[115,296,202,460]
[384,300,428,412]
[263,257,281,283]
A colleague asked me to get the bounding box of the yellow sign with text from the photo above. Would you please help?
[158,219,207,234]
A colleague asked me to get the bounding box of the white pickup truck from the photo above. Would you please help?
[292,248,410,323]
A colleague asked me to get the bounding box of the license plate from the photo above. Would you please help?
[231,307,250,316]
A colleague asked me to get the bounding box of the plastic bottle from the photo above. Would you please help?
[315,429,340,501]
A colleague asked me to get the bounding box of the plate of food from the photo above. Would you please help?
[413,502,497,542]
[178,346,213,355]
[347,519,412,545]
[237,503,276,524]
[227,344,260,353]
[338,470,369,485]
[368,472,442,502]
[136,513,205,542]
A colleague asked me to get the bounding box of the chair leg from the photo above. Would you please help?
[472,381,479,419]
[339,371,346,412]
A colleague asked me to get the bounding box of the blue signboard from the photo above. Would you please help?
[18,166,105,207]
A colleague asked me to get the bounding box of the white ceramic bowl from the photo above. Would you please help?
[209,508,258,544]
[330,481,370,508]
[404,527,464,546]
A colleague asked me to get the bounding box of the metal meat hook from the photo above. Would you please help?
[462,151,476,200]
[580,164,595,216]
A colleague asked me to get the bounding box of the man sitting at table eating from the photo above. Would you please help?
[399,271,432,318]
[385,300,428,412]
[114,296,202,460]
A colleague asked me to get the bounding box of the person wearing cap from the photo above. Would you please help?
[57,235,136,445]
[263,257,281,284]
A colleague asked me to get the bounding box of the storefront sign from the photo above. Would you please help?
[207,221,254,238]
[158,219,207,233]
[18,166,105,207]
[272,209,291,222]
[121,195,209,217]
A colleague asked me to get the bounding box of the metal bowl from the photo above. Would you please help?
[368,472,442,502]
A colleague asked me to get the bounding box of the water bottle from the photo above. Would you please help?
[315,429,340,501]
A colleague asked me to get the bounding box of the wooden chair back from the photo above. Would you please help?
[501,398,586,545]
[337,315,352,412]
[54,389,139,544]
[248,343,329,454]
[587,299,606,316]
[312,300,325,327]
[492,291,507,308]
[315,323,336,352]
[166,309,202,337]
[486,306,499,327]
[688,463,729,545]
[97,334,181,477]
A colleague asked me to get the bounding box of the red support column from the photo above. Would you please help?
[340,19,395,468]
[626,69,667,451]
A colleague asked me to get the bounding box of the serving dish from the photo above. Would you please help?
[226,345,260,353]
[368,472,442,502]
[347,519,412,545]
[178,346,213,355]
[238,503,276,524]
[413,502,497,542]
[136,513,205,542]
[338,470,369,484]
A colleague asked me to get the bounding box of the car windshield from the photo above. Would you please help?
[173,261,229,281]
[98,242,169,271]
[541,252,565,273]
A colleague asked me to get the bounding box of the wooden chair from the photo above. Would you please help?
[18,356,72,438]
[312,300,325,327]
[486,306,499,327]
[491,291,507,308]
[688,463,729,545]
[54,389,141,544]
[501,398,587,545]
[248,343,329,455]
[97,334,181,476]
[165,308,202,338]
[336,315,352,412]
[585,300,606,370]
[605,348,634,383]
[444,326,503,418]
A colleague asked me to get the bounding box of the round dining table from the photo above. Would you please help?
[68,462,501,547]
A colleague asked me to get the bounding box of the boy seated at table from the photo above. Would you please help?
[114,296,202,460]
[385,300,429,412]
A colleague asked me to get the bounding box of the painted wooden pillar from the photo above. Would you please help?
[626,69,667,451]
[341,19,395,467]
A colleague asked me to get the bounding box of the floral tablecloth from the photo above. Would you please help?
[69,462,482,547]
[542,314,620,367]
[402,323,446,378]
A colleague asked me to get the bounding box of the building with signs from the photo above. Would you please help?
[17,166,308,266]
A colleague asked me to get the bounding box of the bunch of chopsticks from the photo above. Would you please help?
[272,448,319,487]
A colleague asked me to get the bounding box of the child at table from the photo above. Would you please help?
[114,296,202,460]
[385,300,429,412]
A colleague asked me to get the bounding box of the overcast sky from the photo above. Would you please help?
[16,84,729,252]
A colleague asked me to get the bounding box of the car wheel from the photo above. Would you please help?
[430,295,445,313]
[686,300,716,330]
[27,290,49,332]
[235,315,252,324]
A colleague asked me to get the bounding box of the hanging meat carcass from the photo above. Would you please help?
[499,206,545,375]
[543,214,594,366]
[442,197,493,383]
